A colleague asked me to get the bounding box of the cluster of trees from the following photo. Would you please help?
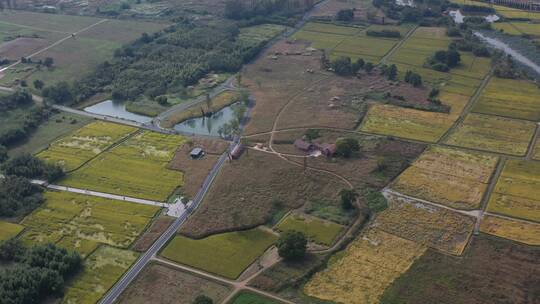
[380,64,398,80]
[0,90,53,148]
[0,240,82,304]
[224,0,314,20]
[336,8,355,21]
[493,53,522,79]
[325,56,374,76]
[0,175,43,217]
[404,70,422,87]
[46,22,269,107]
[339,189,358,210]
[426,48,461,72]
[366,29,401,38]
[335,137,360,158]
[276,230,307,260]
[1,154,64,182]
[372,0,449,24]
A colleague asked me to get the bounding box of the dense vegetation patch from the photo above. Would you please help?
[0,175,43,217]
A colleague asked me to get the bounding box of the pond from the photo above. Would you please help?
[84,100,152,124]
[173,103,242,137]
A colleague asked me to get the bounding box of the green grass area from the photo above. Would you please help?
[472,77,540,121]
[63,246,139,304]
[0,103,38,134]
[161,228,278,279]
[276,213,344,246]
[230,291,282,304]
[37,121,137,171]
[0,221,24,241]
[444,113,536,156]
[291,22,407,62]
[20,191,160,251]
[238,24,287,45]
[0,12,167,87]
[8,112,93,156]
[61,131,185,201]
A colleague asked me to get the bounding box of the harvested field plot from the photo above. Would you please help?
[481,214,540,245]
[63,131,185,201]
[117,262,232,304]
[494,21,540,37]
[534,138,540,160]
[181,150,345,238]
[360,104,454,142]
[392,146,498,210]
[276,212,344,246]
[376,194,475,255]
[487,160,540,222]
[37,121,136,171]
[161,228,278,279]
[473,77,540,121]
[381,234,540,304]
[63,246,138,304]
[133,216,175,252]
[0,221,24,241]
[21,191,159,251]
[304,228,426,304]
[0,11,101,33]
[309,0,383,21]
[444,113,536,156]
[230,291,281,304]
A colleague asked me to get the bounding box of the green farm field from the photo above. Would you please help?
[449,0,540,20]
[493,21,540,37]
[238,24,287,45]
[444,113,536,156]
[63,246,139,304]
[20,191,160,252]
[230,291,282,304]
[472,77,540,121]
[487,160,540,222]
[291,22,410,62]
[161,228,278,279]
[0,11,167,86]
[276,212,344,246]
[37,121,137,171]
[0,221,24,241]
[62,131,185,201]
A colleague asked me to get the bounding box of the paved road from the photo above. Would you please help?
[98,139,235,304]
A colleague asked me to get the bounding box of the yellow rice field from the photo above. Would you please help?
[304,228,426,304]
[480,215,540,246]
[392,146,498,209]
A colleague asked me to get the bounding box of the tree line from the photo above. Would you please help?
[224,0,314,21]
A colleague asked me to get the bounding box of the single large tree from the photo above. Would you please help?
[277,230,307,260]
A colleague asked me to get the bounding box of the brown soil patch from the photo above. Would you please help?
[180,149,346,238]
[310,0,388,23]
[133,216,175,252]
[168,141,223,198]
[381,234,540,304]
[117,262,232,304]
[0,37,49,60]
[242,40,329,135]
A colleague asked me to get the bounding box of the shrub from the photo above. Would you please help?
[336,9,354,21]
[335,137,360,158]
[366,29,401,38]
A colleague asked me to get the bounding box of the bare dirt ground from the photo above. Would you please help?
[310,0,388,22]
[180,149,347,238]
[116,262,232,304]
[0,37,50,60]
[133,216,175,252]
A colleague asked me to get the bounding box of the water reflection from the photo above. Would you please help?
[173,103,240,137]
[84,100,152,124]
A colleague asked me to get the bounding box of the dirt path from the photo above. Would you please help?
[379,25,418,64]
[473,158,505,234]
[525,124,540,160]
[153,257,295,304]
